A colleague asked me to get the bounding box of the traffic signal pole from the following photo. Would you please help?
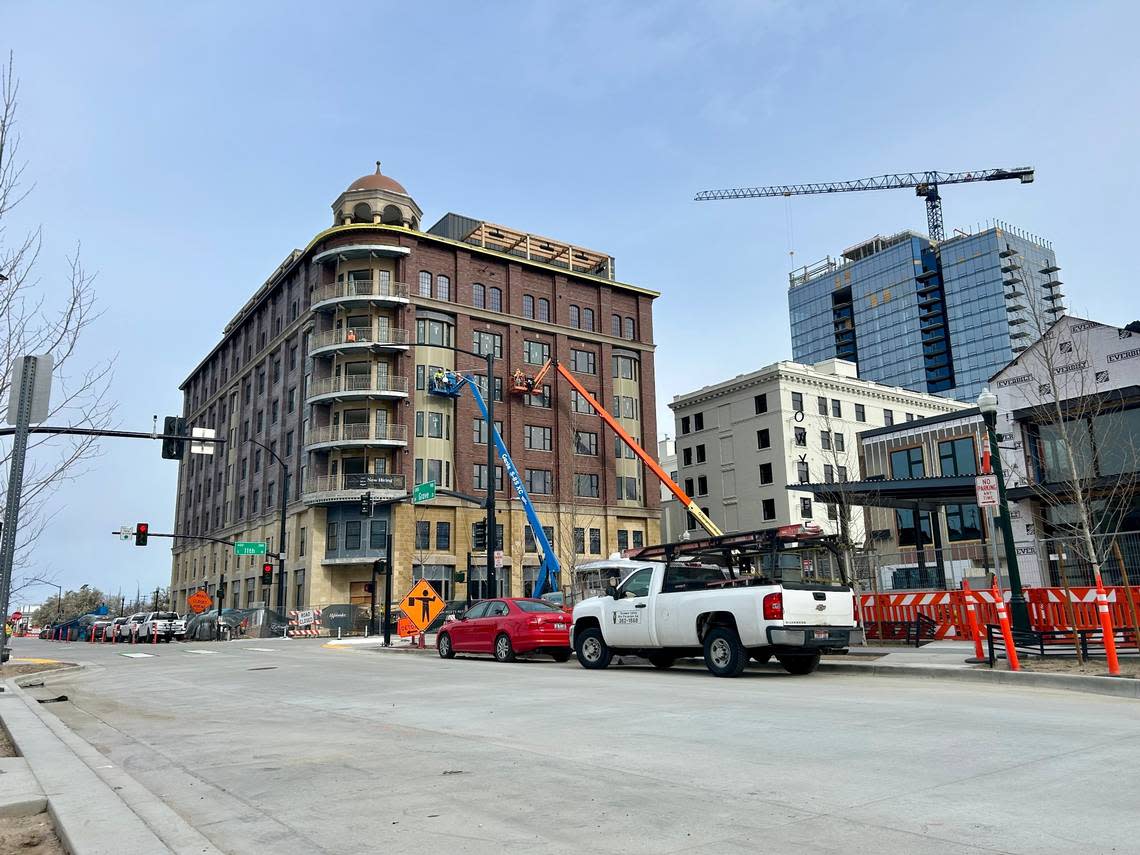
[485,352,496,599]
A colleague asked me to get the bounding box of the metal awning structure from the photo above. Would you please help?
[791,475,979,511]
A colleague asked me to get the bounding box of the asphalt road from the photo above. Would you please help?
[10,636,1140,855]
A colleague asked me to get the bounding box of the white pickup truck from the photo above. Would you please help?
[140,611,186,642]
[571,558,855,677]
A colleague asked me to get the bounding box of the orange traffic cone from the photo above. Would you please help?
[1094,572,1121,677]
[992,579,1019,671]
[962,581,986,663]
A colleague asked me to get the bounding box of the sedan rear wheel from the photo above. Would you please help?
[494,633,516,663]
[437,632,455,659]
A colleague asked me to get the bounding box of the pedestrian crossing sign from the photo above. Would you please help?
[399,579,445,632]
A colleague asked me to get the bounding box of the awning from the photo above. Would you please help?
[791,475,979,511]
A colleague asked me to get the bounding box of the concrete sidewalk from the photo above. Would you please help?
[1,671,223,855]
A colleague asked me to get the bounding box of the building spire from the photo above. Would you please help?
[375,160,382,174]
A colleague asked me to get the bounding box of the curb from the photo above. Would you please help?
[818,660,1140,699]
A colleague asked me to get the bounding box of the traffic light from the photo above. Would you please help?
[216,581,227,599]
[261,563,274,585]
[134,522,149,546]
[472,520,487,551]
[161,416,188,460]
[360,491,373,517]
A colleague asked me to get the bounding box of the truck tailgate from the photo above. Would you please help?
[780,584,854,627]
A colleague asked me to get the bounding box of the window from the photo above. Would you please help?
[574,431,598,455]
[619,567,652,597]
[271,400,279,424]
[473,418,503,445]
[817,396,828,415]
[428,412,445,438]
[890,447,925,478]
[254,449,262,472]
[289,345,298,371]
[525,468,553,494]
[436,275,450,301]
[855,403,866,422]
[436,521,451,550]
[524,340,550,365]
[694,412,704,431]
[696,444,706,464]
[575,474,600,498]
[524,425,552,451]
[896,509,932,546]
[587,528,601,554]
[257,370,266,394]
[884,408,894,426]
[345,521,362,551]
[417,271,432,297]
[537,298,550,322]
[612,355,638,380]
[416,318,453,347]
[827,504,838,521]
[299,526,306,556]
[682,447,693,466]
[762,499,776,520]
[256,410,264,433]
[326,522,339,550]
[905,413,915,422]
[624,317,635,339]
[821,431,832,450]
[696,475,708,495]
[791,392,804,412]
[574,527,586,553]
[939,437,978,476]
[571,349,596,374]
[369,519,386,550]
[756,428,770,449]
[272,358,281,384]
[415,411,424,438]
[794,427,807,447]
[524,524,555,552]
[471,330,503,358]
[797,461,809,483]
[415,521,430,550]
[759,463,773,485]
[489,286,502,312]
[611,314,621,336]
[838,466,848,481]
[571,390,594,415]
[945,503,984,542]
[618,476,639,500]
[582,307,594,331]
[617,530,629,550]
[832,399,842,418]
[472,282,485,308]
[473,464,504,492]
[800,497,813,518]
[834,433,845,452]
[525,383,551,408]
[681,416,691,435]
[287,387,296,413]
[569,305,580,328]
[474,373,504,402]
[754,394,767,414]
[523,295,535,319]
[824,463,835,483]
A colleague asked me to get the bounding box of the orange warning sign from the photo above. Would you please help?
[187,590,214,614]
[396,617,417,638]
[399,579,445,632]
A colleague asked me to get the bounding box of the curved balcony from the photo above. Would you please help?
[307,373,409,404]
[310,326,410,357]
[311,280,410,312]
[303,472,407,506]
[305,422,408,451]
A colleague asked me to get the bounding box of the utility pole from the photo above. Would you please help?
[485,351,496,598]
[383,533,393,647]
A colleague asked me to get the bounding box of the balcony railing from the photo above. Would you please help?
[311,280,410,305]
[310,327,410,351]
[303,472,407,495]
[305,423,408,445]
[307,374,410,398]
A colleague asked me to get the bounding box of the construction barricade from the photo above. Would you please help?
[287,608,322,637]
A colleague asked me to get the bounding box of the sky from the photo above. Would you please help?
[3,0,1138,604]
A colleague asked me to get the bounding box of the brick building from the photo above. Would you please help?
[170,165,659,614]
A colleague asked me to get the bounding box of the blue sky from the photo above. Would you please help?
[4,1,1138,602]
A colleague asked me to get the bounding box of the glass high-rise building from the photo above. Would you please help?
[788,223,1062,401]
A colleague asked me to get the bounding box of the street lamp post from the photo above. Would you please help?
[248,438,289,614]
[977,387,1030,632]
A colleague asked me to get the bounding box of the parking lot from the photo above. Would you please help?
[10,635,1140,854]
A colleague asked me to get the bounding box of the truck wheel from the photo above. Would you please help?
[550,650,571,663]
[437,632,455,659]
[777,652,821,675]
[647,654,676,669]
[703,627,747,677]
[575,627,612,669]
[494,633,516,663]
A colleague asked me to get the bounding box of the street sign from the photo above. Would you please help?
[234,541,268,556]
[187,591,213,614]
[295,609,316,627]
[399,579,445,632]
[975,474,1000,508]
[494,549,504,570]
[6,353,53,425]
[396,617,416,637]
[9,611,20,622]
[412,481,437,503]
[119,525,133,541]
[191,426,217,455]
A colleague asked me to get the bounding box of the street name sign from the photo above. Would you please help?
[412,481,437,503]
[187,591,213,614]
[975,474,999,508]
[399,579,445,632]
[234,541,267,556]
[191,426,217,455]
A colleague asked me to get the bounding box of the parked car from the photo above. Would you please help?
[89,617,115,639]
[38,625,52,639]
[437,598,572,662]
[140,611,184,642]
[109,617,129,639]
[116,612,147,641]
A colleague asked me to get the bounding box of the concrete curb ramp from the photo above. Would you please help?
[820,660,1140,699]
[0,671,223,855]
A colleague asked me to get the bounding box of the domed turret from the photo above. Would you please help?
[332,161,422,229]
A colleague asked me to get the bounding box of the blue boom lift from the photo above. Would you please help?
[428,370,560,597]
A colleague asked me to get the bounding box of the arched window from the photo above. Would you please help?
[569,305,580,328]
[352,203,372,223]
[418,271,432,298]
[472,283,485,308]
[611,314,621,336]
[522,295,535,319]
[489,287,503,312]
[582,307,595,331]
[537,298,551,322]
[624,316,635,340]
[436,275,451,301]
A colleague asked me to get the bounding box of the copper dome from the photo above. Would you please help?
[347,161,408,195]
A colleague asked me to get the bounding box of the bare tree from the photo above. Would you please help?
[815,411,867,586]
[0,53,116,584]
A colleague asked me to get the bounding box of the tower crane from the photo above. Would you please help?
[694,167,1034,242]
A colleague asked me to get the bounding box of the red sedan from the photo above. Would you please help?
[437,598,572,662]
